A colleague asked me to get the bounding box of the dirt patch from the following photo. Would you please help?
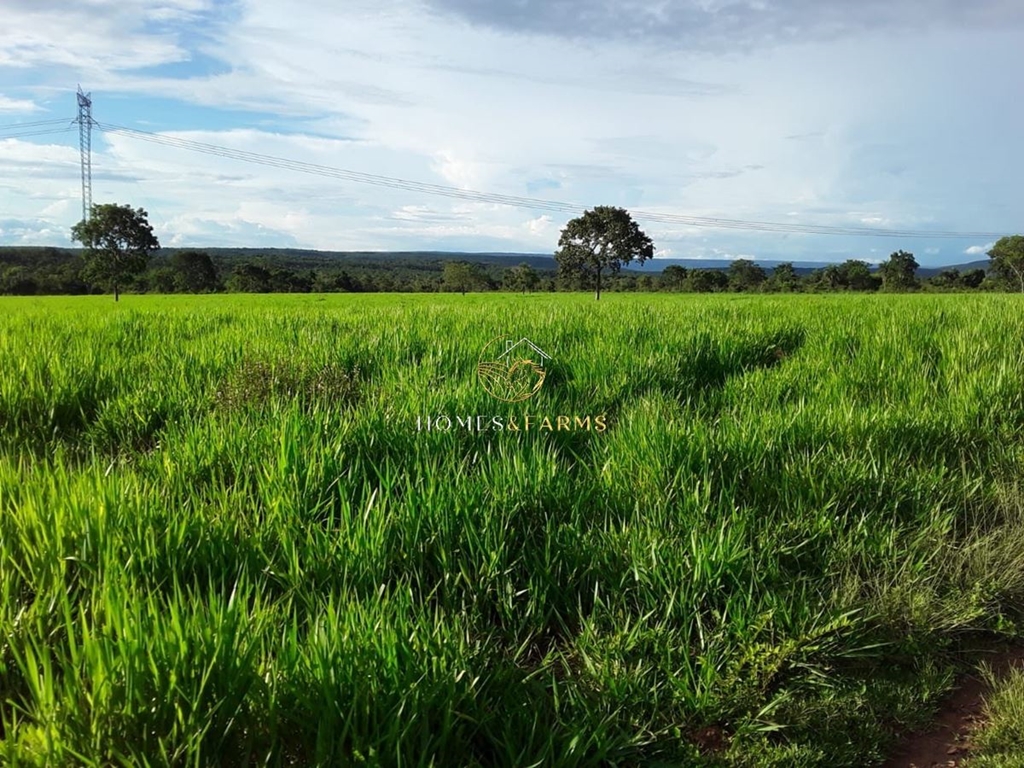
[691,724,729,756]
[884,648,1024,768]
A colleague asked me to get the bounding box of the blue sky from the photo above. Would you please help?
[0,0,1021,266]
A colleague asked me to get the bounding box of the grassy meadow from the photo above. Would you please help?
[3,292,1024,766]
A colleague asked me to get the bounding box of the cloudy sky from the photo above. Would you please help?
[0,0,1021,265]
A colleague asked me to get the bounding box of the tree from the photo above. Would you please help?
[0,265,39,295]
[839,260,879,291]
[727,259,766,292]
[171,249,219,293]
[962,268,986,289]
[268,268,312,293]
[412,276,441,292]
[70,203,160,301]
[615,274,638,292]
[336,270,363,292]
[226,263,273,293]
[805,260,878,292]
[878,250,919,292]
[686,269,729,293]
[928,269,961,291]
[504,262,540,294]
[554,206,654,300]
[443,261,485,295]
[765,263,801,292]
[927,267,985,292]
[988,236,1024,292]
[814,264,837,291]
[148,267,179,293]
[659,265,688,291]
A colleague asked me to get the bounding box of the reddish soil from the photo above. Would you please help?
[884,648,1024,768]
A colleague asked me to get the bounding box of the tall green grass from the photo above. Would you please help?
[2,293,1024,766]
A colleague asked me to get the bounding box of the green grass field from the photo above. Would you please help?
[3,293,1024,766]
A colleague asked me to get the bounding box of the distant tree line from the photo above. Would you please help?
[2,201,1021,297]
[2,245,1021,296]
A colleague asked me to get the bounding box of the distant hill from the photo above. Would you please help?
[914,260,990,277]
[153,248,561,272]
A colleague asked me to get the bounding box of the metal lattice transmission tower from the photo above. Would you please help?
[75,86,94,222]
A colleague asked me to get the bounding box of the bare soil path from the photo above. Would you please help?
[884,648,1024,768]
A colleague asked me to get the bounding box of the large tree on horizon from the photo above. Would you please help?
[71,203,160,301]
[988,235,1024,292]
[878,250,919,292]
[554,206,654,300]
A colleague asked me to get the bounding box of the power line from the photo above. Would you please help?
[96,123,584,213]
[0,118,73,131]
[75,120,1009,240]
[0,126,75,140]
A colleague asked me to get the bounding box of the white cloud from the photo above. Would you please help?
[421,0,1024,48]
[159,215,302,248]
[0,217,69,245]
[526,215,554,236]
[0,0,1019,258]
[0,95,41,113]
[965,242,995,255]
[389,205,471,222]
[0,0,211,71]
[430,150,486,190]
[38,199,71,217]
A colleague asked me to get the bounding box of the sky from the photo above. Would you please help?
[0,0,1021,266]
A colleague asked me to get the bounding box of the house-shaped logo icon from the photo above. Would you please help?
[496,338,551,367]
[478,336,552,402]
